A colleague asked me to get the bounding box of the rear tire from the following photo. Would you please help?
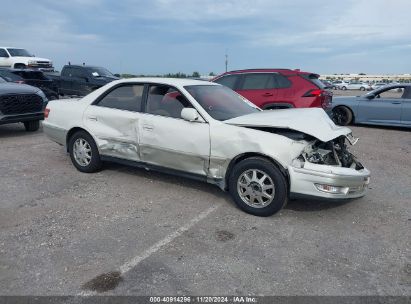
[68,131,102,173]
[341,86,347,91]
[228,157,288,217]
[23,120,40,132]
[360,87,365,91]
[332,106,353,126]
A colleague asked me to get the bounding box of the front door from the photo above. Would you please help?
[83,84,145,161]
[357,87,404,124]
[400,87,411,126]
[139,84,210,176]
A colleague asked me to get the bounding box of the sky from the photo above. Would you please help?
[1,0,411,75]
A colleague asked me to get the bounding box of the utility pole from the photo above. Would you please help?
[225,50,228,73]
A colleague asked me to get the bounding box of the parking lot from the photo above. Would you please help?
[0,122,410,296]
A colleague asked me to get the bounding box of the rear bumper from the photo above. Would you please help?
[42,121,67,145]
[288,164,370,199]
[0,112,44,125]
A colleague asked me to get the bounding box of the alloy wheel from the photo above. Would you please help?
[237,169,275,208]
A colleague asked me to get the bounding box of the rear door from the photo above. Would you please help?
[139,84,210,176]
[236,73,278,108]
[83,83,145,161]
[357,86,403,124]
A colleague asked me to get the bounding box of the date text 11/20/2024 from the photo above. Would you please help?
[149,296,257,303]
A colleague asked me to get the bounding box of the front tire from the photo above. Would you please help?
[332,106,353,126]
[68,131,102,173]
[341,86,347,91]
[228,157,288,217]
[23,120,40,132]
[14,63,26,69]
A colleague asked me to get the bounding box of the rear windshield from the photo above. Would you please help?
[300,73,325,89]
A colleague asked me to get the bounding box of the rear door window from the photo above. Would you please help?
[241,73,273,90]
[97,84,144,112]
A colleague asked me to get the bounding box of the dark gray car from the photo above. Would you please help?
[0,81,48,131]
[331,84,411,128]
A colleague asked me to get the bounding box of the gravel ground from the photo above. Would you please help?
[0,123,410,296]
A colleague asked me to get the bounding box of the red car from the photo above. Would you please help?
[211,69,332,110]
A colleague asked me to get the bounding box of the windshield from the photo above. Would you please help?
[7,48,33,57]
[88,67,114,77]
[184,85,260,121]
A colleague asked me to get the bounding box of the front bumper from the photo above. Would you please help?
[0,112,44,125]
[288,163,370,199]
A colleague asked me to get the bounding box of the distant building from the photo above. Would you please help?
[320,73,411,82]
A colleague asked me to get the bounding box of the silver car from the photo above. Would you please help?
[331,84,411,127]
[43,78,370,217]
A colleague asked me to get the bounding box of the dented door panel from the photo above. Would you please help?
[83,105,141,161]
[139,114,210,176]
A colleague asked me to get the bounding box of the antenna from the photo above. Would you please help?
[225,49,228,73]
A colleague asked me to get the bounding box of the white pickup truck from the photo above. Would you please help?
[0,47,54,71]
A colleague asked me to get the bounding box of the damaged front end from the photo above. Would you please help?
[289,134,370,198]
[301,135,363,170]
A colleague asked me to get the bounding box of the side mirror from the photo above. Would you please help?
[366,94,375,99]
[181,108,202,122]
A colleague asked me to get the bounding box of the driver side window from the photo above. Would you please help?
[378,87,405,99]
[146,85,193,119]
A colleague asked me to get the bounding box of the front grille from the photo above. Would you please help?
[0,94,43,115]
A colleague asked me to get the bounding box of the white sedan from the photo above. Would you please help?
[43,78,370,216]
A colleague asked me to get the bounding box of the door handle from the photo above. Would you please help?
[391,102,401,104]
[143,124,154,131]
[262,92,273,97]
[87,116,98,121]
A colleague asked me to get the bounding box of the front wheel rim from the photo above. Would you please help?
[73,138,92,166]
[237,169,275,208]
[333,108,348,125]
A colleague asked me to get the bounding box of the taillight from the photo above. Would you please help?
[303,89,331,109]
[44,108,50,119]
[302,89,324,97]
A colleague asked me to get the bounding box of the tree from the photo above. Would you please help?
[209,72,216,76]
[192,71,200,78]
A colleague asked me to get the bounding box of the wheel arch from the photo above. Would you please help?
[262,103,294,110]
[333,104,355,124]
[224,152,290,191]
[66,127,93,152]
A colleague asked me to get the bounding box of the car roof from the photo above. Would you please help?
[64,65,108,69]
[216,68,316,77]
[114,77,220,87]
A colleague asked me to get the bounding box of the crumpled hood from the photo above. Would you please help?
[224,108,352,142]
